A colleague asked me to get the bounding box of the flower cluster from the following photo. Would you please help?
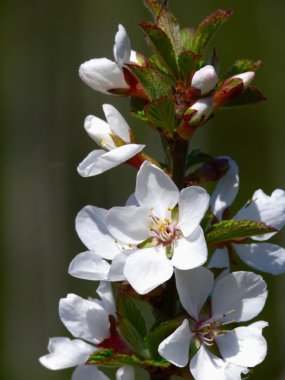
[40,2,284,380]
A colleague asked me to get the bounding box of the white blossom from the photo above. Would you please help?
[185,97,214,126]
[231,71,255,89]
[77,104,144,177]
[191,65,218,95]
[158,267,268,380]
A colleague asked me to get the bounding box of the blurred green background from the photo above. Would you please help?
[1,0,285,379]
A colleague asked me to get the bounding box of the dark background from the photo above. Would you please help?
[1,0,285,379]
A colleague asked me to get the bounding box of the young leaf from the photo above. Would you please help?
[178,51,202,84]
[128,64,172,100]
[186,149,213,168]
[180,27,195,51]
[190,9,233,54]
[117,295,147,338]
[145,318,184,360]
[206,220,277,245]
[144,0,161,18]
[221,86,266,107]
[140,22,179,77]
[144,96,176,134]
[87,349,142,367]
[119,319,150,359]
[224,59,263,79]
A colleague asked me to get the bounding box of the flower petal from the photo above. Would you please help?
[68,251,110,281]
[76,206,120,260]
[96,281,116,318]
[216,322,268,367]
[78,145,145,177]
[171,226,208,270]
[116,366,135,380]
[158,319,192,367]
[175,267,213,319]
[59,294,109,344]
[212,271,268,323]
[190,345,246,380]
[84,114,115,149]
[39,337,94,370]
[72,365,110,380]
[108,250,133,281]
[103,104,131,143]
[234,243,285,275]
[79,58,128,94]
[123,247,173,294]
[234,189,285,240]
[191,65,218,95]
[135,161,179,218]
[178,186,209,236]
[113,24,131,68]
[210,158,239,220]
[207,247,230,269]
[106,205,150,244]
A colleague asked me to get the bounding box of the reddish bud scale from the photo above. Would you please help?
[214,78,244,107]
[123,67,149,99]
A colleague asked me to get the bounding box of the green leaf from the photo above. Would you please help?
[190,9,233,54]
[119,318,150,359]
[224,59,263,79]
[128,64,172,100]
[186,149,212,169]
[140,22,179,77]
[117,295,147,338]
[87,349,142,367]
[206,220,277,246]
[180,27,195,51]
[221,86,266,107]
[130,96,147,121]
[156,1,183,55]
[149,55,169,75]
[144,0,161,18]
[145,318,184,360]
[145,96,176,134]
[178,50,202,83]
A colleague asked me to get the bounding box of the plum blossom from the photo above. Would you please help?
[105,161,209,294]
[209,157,285,274]
[39,282,131,378]
[77,104,144,177]
[158,267,268,380]
[191,65,218,95]
[79,24,142,95]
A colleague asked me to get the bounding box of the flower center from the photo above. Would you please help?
[148,214,182,247]
[195,309,236,346]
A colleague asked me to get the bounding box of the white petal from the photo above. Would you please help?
[187,97,213,125]
[234,243,285,275]
[158,319,192,367]
[171,226,208,270]
[59,294,109,344]
[212,271,268,323]
[210,157,239,220]
[125,193,139,206]
[68,251,110,281]
[72,365,110,380]
[135,161,179,218]
[76,206,120,260]
[234,189,285,240]
[78,145,145,177]
[216,322,268,367]
[39,338,94,370]
[106,205,150,244]
[108,250,133,281]
[96,281,116,317]
[191,65,218,95]
[123,247,173,294]
[190,345,245,380]
[116,366,135,380]
[113,24,131,67]
[231,71,255,88]
[178,186,209,236]
[84,114,115,150]
[175,267,213,319]
[208,247,230,269]
[103,104,131,143]
[79,58,128,94]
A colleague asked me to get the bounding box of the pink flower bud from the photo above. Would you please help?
[231,71,255,89]
[185,97,214,126]
[191,65,218,95]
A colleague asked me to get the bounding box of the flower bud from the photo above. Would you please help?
[191,65,218,95]
[185,97,214,126]
[231,71,255,89]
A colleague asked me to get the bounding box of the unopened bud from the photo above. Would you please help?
[231,71,255,89]
[191,65,218,95]
[185,97,214,126]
